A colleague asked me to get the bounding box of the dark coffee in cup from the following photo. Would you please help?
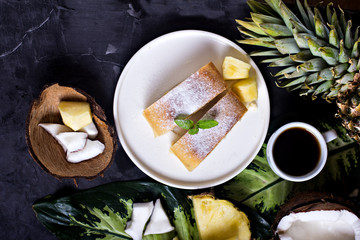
[266,122,336,182]
[272,127,321,176]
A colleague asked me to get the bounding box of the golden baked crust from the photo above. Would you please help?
[170,91,247,171]
[143,62,226,136]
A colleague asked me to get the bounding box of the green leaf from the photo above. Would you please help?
[33,182,200,240]
[235,19,267,35]
[274,38,300,54]
[304,0,315,31]
[188,126,199,135]
[326,2,334,23]
[305,72,320,85]
[248,0,278,17]
[268,56,294,67]
[351,38,360,58]
[339,40,350,63]
[315,13,329,39]
[237,38,276,49]
[237,26,263,39]
[264,0,281,14]
[290,19,312,35]
[314,7,326,24]
[251,12,283,26]
[299,88,315,97]
[332,63,349,77]
[261,57,283,64]
[274,66,297,77]
[331,11,344,40]
[318,68,334,81]
[326,88,339,99]
[339,7,347,34]
[296,0,312,30]
[337,72,355,84]
[293,33,310,49]
[250,50,282,57]
[278,1,303,33]
[345,20,354,50]
[319,47,339,66]
[196,120,218,129]
[260,23,292,37]
[307,37,324,57]
[355,26,360,41]
[328,25,339,48]
[299,58,328,72]
[284,69,307,79]
[290,50,312,63]
[313,80,333,95]
[174,119,194,130]
[276,76,306,88]
[348,59,358,72]
[242,180,293,217]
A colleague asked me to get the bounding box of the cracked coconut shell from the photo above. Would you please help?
[26,84,117,179]
[273,192,360,240]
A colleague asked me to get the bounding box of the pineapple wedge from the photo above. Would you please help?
[232,77,258,103]
[58,101,93,131]
[192,194,251,240]
[222,56,251,80]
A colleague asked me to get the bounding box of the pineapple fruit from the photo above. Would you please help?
[58,101,92,131]
[222,56,252,80]
[232,77,258,103]
[236,0,360,142]
[192,194,251,240]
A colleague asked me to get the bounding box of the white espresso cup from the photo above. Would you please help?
[266,122,337,182]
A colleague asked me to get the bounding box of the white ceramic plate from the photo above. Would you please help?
[113,30,270,189]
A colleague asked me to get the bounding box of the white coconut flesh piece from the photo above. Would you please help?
[38,123,72,136]
[79,121,98,139]
[66,139,105,163]
[277,210,360,240]
[55,132,88,152]
[125,201,154,240]
[144,199,175,236]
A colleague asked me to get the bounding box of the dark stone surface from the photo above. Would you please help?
[0,0,337,239]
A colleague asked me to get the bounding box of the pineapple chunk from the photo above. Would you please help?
[232,77,258,103]
[58,101,92,131]
[222,56,251,80]
[192,195,251,240]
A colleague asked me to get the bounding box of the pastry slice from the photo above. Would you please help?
[171,91,247,171]
[143,62,226,136]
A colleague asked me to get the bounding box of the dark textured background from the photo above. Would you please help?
[0,0,338,239]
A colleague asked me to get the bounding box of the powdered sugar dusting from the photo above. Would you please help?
[171,91,247,169]
[144,62,226,136]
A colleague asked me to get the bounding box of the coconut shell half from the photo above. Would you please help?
[26,84,117,179]
[273,192,360,239]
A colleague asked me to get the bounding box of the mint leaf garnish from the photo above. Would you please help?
[175,116,218,135]
[174,119,194,130]
[188,126,199,135]
[197,120,219,129]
